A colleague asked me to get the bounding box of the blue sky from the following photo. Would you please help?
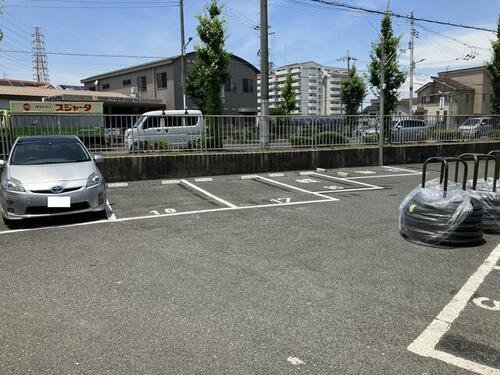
[0,0,498,96]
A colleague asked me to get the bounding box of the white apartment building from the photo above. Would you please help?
[257,61,347,115]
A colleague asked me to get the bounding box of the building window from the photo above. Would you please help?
[483,93,486,102]
[102,83,110,90]
[465,94,469,103]
[156,72,167,89]
[242,78,254,93]
[137,76,147,92]
[225,77,237,92]
[123,79,131,87]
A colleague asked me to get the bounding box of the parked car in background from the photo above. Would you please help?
[391,119,430,142]
[0,135,106,227]
[124,110,204,151]
[458,117,493,138]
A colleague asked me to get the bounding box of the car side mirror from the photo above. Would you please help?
[0,160,5,168]
[93,155,103,164]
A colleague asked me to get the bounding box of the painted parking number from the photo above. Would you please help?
[472,265,500,311]
[149,208,177,215]
[296,179,320,184]
[324,185,344,190]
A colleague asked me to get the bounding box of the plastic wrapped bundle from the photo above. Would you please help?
[472,179,500,234]
[458,153,500,235]
[399,183,484,246]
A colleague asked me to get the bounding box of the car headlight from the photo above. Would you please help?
[2,177,25,192]
[86,172,103,187]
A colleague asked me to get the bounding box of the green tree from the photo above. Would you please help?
[368,8,406,138]
[279,70,296,114]
[340,65,366,116]
[186,0,229,115]
[486,16,500,115]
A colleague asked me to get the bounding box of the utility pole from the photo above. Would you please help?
[337,51,357,74]
[179,0,187,113]
[379,45,385,167]
[259,0,270,147]
[409,11,415,116]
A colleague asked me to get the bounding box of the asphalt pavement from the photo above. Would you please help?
[0,164,498,374]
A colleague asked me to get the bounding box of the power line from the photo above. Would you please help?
[302,0,496,33]
[5,2,179,9]
[0,49,165,59]
[416,23,491,51]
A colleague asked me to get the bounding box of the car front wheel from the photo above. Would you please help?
[2,216,22,229]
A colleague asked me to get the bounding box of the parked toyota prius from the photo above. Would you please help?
[0,135,106,227]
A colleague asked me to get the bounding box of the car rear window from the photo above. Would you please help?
[10,140,91,165]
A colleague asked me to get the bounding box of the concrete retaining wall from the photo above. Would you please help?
[100,141,500,182]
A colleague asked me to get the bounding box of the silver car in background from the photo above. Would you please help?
[0,135,106,227]
[458,117,493,138]
[391,119,430,142]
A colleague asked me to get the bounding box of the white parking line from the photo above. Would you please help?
[107,182,128,188]
[0,198,337,236]
[269,172,285,177]
[316,187,383,194]
[161,179,181,185]
[195,177,213,182]
[180,179,238,208]
[348,172,422,180]
[311,172,382,189]
[106,199,117,221]
[241,174,259,180]
[255,176,338,201]
[383,165,422,174]
[408,243,500,375]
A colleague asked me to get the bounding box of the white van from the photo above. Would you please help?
[124,110,204,151]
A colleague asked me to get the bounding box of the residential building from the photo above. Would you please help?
[81,52,259,115]
[362,98,412,117]
[416,66,493,124]
[257,61,347,115]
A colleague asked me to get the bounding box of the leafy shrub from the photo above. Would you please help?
[289,131,348,147]
[488,130,500,139]
[289,135,311,146]
[314,131,348,145]
[431,129,462,141]
[362,134,379,144]
[144,140,172,151]
[188,135,215,150]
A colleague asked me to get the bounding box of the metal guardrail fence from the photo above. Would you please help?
[1,114,500,159]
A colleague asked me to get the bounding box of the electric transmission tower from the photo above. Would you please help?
[32,27,49,83]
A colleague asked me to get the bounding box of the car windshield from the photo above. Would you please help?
[132,116,146,128]
[462,118,481,127]
[10,140,91,165]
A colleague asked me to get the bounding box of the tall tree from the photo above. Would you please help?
[280,70,296,114]
[186,0,229,116]
[368,8,406,138]
[340,65,366,116]
[486,15,500,115]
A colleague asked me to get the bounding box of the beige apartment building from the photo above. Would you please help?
[416,66,493,124]
[81,52,259,115]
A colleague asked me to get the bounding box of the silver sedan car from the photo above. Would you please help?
[0,135,106,227]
